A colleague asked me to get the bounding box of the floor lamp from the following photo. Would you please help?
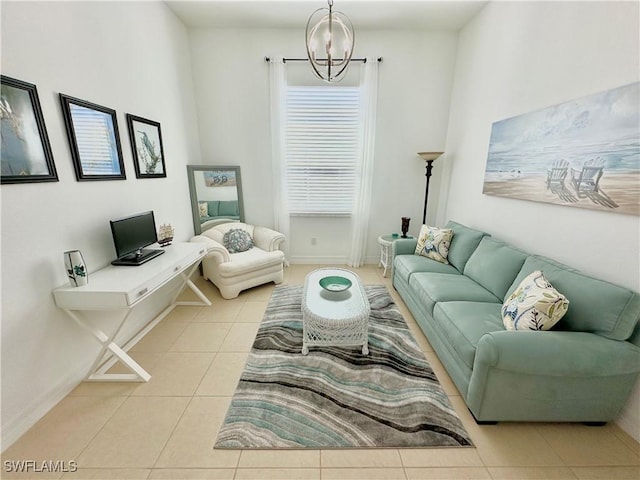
[417,152,443,225]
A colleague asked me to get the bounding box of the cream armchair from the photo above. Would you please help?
[190,222,285,299]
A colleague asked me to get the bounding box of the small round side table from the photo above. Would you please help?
[377,234,411,278]
[378,234,395,277]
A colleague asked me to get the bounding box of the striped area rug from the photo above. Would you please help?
[214,285,473,448]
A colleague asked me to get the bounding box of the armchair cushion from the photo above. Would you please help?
[223,228,253,253]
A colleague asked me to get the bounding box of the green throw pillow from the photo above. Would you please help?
[415,225,453,264]
[502,270,569,331]
[223,228,253,253]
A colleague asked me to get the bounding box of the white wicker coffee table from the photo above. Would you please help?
[301,268,371,355]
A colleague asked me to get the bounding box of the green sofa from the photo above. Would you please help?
[199,200,240,224]
[392,221,640,424]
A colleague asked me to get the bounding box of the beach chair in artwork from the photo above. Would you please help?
[570,157,605,195]
[546,160,569,189]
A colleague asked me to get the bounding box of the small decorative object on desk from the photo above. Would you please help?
[401,217,411,238]
[158,224,174,247]
[64,250,88,287]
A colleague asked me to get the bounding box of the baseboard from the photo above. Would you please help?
[1,362,88,452]
[289,256,379,265]
[616,407,640,443]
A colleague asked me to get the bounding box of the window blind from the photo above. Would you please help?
[69,104,121,175]
[285,85,361,215]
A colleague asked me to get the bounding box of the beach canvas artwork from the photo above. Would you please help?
[483,82,639,216]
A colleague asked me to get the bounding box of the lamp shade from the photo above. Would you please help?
[306,0,355,83]
[417,152,444,161]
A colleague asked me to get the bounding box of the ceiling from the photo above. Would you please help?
[165,0,488,30]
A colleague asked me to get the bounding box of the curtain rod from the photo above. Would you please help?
[264,57,382,63]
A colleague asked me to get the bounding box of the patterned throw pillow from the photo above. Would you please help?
[198,202,208,218]
[502,270,569,331]
[223,228,254,253]
[414,225,454,264]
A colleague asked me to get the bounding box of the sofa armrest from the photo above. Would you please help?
[190,235,231,263]
[253,226,285,252]
[474,330,640,377]
[394,238,418,256]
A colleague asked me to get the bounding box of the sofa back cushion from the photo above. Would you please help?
[218,200,239,217]
[444,221,489,273]
[207,201,220,217]
[464,237,528,300]
[507,255,640,341]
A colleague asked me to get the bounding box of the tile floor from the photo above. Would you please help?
[2,265,639,480]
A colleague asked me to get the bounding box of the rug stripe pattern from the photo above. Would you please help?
[214,285,473,448]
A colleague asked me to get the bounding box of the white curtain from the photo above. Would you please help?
[268,56,290,265]
[348,57,379,267]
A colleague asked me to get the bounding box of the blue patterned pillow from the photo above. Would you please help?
[502,270,569,331]
[415,225,453,264]
[223,228,254,253]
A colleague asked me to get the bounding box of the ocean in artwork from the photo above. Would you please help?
[483,82,639,215]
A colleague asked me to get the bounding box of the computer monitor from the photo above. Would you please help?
[110,211,164,266]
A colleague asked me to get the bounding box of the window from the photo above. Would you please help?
[285,85,361,215]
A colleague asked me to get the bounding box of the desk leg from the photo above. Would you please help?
[64,308,151,382]
[174,261,212,307]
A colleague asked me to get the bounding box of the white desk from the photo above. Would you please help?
[53,242,211,382]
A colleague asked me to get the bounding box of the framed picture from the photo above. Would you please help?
[126,114,166,178]
[1,75,58,184]
[59,94,126,181]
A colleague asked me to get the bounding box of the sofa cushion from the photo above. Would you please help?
[198,202,208,217]
[415,225,453,264]
[502,270,569,331]
[507,255,640,341]
[409,272,500,316]
[433,302,504,370]
[464,237,528,300]
[219,200,238,216]
[207,201,220,217]
[394,254,460,284]
[444,221,489,273]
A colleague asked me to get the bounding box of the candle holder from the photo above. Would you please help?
[401,217,410,238]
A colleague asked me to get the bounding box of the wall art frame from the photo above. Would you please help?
[1,75,58,184]
[59,93,126,181]
[125,114,167,179]
[483,81,639,216]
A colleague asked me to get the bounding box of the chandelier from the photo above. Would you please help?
[305,0,355,83]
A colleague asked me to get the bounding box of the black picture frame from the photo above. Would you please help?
[126,114,167,179]
[1,75,58,184]
[59,94,126,181]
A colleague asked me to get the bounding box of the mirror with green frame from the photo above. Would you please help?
[187,165,245,235]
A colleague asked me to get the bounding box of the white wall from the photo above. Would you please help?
[188,27,458,263]
[441,1,640,440]
[1,1,200,448]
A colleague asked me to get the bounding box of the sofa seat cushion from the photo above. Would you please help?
[408,272,500,316]
[464,237,528,300]
[394,254,460,284]
[507,255,640,341]
[217,247,284,277]
[433,302,504,370]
